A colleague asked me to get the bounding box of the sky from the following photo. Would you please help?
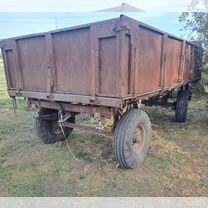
[0,0,196,40]
[0,0,193,12]
[0,12,186,40]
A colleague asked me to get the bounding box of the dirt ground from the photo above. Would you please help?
[0,59,208,196]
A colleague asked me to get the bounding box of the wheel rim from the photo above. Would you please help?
[132,125,145,154]
[51,121,62,135]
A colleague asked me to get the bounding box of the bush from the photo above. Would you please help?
[193,53,208,95]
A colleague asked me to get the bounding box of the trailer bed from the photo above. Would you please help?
[0,15,201,107]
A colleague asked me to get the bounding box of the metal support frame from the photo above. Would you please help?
[29,99,113,118]
[62,122,113,138]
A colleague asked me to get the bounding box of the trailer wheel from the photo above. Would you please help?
[114,109,152,169]
[34,109,75,144]
[175,89,188,123]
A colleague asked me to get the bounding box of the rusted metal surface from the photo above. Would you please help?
[0,15,201,109]
[30,99,112,118]
[8,90,123,107]
[135,25,163,93]
[35,113,58,121]
[165,36,182,86]
[62,122,113,138]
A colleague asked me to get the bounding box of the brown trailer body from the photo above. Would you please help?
[0,15,202,169]
[0,15,201,107]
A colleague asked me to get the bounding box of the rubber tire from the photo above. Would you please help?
[34,108,75,144]
[175,89,188,123]
[113,109,152,169]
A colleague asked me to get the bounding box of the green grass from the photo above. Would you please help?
[0,58,208,196]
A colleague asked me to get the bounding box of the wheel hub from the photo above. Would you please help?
[51,121,62,134]
[132,125,145,154]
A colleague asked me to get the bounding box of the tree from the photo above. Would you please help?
[179,0,208,94]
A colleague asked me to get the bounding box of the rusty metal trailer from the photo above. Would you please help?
[0,15,201,169]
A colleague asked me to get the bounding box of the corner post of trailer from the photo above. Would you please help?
[179,40,186,83]
[0,41,12,89]
[115,15,131,98]
[45,33,55,98]
[11,39,24,92]
[90,24,97,101]
[160,33,167,89]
